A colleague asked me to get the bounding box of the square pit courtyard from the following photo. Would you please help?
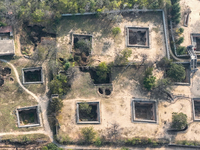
[22,67,43,84]
[16,106,40,128]
[57,11,166,65]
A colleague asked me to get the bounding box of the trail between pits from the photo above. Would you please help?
[0,59,53,142]
[0,59,195,150]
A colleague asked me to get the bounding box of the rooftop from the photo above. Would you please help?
[0,40,15,56]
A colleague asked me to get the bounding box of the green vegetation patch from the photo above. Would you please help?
[1,134,50,144]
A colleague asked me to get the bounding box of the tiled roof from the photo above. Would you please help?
[0,26,12,33]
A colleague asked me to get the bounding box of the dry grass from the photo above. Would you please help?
[0,61,41,132]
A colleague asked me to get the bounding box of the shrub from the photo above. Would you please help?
[171,112,187,130]
[0,21,7,27]
[145,67,153,77]
[81,127,96,144]
[167,63,186,82]
[94,137,102,146]
[49,98,63,115]
[121,147,129,150]
[42,146,48,150]
[176,27,184,35]
[44,143,63,150]
[74,39,91,55]
[115,48,132,65]
[96,62,110,83]
[171,0,180,5]
[176,37,184,45]
[112,27,121,36]
[63,61,70,70]
[56,135,71,144]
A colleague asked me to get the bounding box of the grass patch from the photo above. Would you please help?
[0,62,39,132]
[1,134,50,145]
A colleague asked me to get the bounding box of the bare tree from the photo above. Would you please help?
[107,122,123,143]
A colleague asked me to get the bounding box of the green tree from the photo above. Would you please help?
[96,62,110,83]
[79,102,92,114]
[81,127,96,144]
[171,3,180,15]
[49,78,63,94]
[171,112,187,130]
[176,37,184,45]
[167,63,186,82]
[49,74,69,95]
[31,9,45,22]
[177,46,187,55]
[143,67,156,90]
[143,76,156,91]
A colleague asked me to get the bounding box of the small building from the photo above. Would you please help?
[0,26,15,56]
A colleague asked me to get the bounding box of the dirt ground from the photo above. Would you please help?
[57,12,166,65]
[56,8,200,143]
[57,65,195,143]
[180,0,200,48]
[0,61,40,132]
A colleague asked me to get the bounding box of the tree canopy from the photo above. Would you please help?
[167,63,186,82]
[171,112,187,130]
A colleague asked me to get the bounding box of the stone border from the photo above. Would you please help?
[191,33,200,54]
[16,105,41,128]
[76,101,100,124]
[169,144,200,149]
[192,98,200,121]
[22,67,43,84]
[131,99,158,123]
[71,33,93,55]
[126,26,150,48]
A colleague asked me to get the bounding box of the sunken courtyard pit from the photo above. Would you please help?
[71,34,92,66]
[76,102,100,124]
[127,27,149,48]
[16,106,40,128]
[22,67,43,84]
[132,99,157,123]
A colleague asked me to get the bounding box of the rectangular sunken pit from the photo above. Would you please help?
[22,67,43,84]
[191,34,200,52]
[127,27,149,48]
[132,99,157,123]
[192,98,200,121]
[76,102,100,124]
[16,106,40,128]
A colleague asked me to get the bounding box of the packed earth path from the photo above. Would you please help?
[0,59,199,150]
[0,59,53,141]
